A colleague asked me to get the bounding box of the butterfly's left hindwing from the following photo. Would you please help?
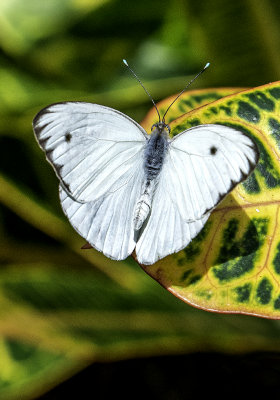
[59,161,144,260]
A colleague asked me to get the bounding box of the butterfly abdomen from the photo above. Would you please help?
[134,130,169,230]
[133,180,154,230]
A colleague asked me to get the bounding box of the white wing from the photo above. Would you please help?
[167,124,258,221]
[33,102,147,202]
[59,159,144,260]
[136,184,210,265]
[136,124,258,265]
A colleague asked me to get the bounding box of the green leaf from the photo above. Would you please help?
[139,82,280,320]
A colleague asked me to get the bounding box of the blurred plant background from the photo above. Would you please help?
[1,0,280,398]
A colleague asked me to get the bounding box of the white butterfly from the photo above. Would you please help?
[33,99,259,265]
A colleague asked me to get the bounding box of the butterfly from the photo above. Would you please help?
[33,64,259,265]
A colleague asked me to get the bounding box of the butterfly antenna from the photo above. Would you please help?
[162,62,210,123]
[123,59,161,123]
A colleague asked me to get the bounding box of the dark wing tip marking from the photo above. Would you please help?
[33,106,53,129]
[33,101,77,129]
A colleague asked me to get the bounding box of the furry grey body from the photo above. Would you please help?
[133,125,169,230]
[144,130,169,180]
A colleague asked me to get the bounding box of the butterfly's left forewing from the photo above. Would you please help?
[33,102,147,203]
[136,124,258,265]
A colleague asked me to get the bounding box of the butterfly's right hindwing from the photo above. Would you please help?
[33,102,147,203]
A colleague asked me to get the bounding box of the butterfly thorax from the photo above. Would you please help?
[133,123,169,230]
[144,124,169,180]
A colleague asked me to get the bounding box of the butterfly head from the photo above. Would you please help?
[151,121,170,137]
[123,59,210,140]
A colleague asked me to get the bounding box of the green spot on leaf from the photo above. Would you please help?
[219,105,232,116]
[178,99,193,113]
[178,103,187,113]
[268,117,280,146]
[237,101,260,123]
[274,295,280,310]
[234,283,251,303]
[180,269,192,281]
[180,268,201,286]
[213,218,268,282]
[209,106,218,115]
[273,242,280,274]
[193,93,221,104]
[253,136,280,188]
[189,275,201,285]
[242,172,261,194]
[256,278,273,305]
[188,118,201,127]
[183,221,211,262]
[220,124,269,190]
[268,88,280,99]
[246,92,275,111]
[171,123,187,137]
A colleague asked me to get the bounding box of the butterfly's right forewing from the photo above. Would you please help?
[136,124,258,265]
[167,124,259,221]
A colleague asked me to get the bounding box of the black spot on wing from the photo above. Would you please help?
[65,132,72,142]
[210,146,217,155]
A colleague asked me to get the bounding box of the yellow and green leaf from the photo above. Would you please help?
[140,83,280,319]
